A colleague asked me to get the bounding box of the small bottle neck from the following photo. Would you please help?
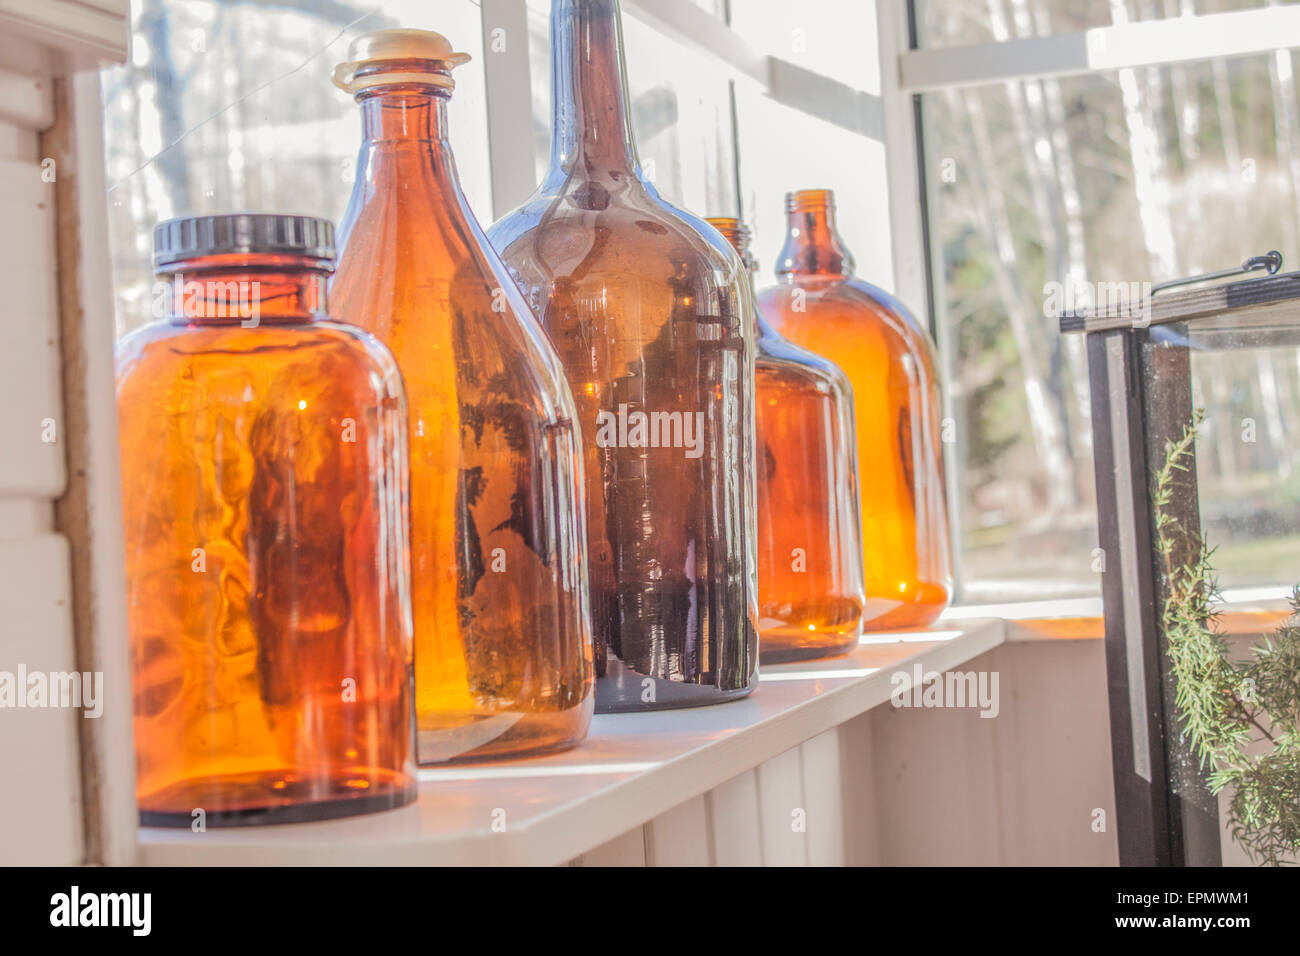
[159,258,330,324]
[341,85,465,249]
[548,0,642,178]
[707,218,775,341]
[775,190,855,281]
[358,85,449,144]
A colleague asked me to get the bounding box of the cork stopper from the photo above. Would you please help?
[332,28,471,96]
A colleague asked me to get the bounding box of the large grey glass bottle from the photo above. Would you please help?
[487,0,758,711]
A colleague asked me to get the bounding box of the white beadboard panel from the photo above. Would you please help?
[800,728,847,866]
[573,826,647,867]
[707,769,762,866]
[835,711,880,865]
[0,533,83,865]
[986,641,1118,866]
[47,67,138,866]
[869,655,1005,865]
[646,794,712,866]
[0,156,64,499]
[868,642,1119,865]
[756,746,808,866]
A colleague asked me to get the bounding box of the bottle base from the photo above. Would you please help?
[861,597,949,632]
[758,631,858,665]
[595,657,757,713]
[416,706,592,765]
[138,770,416,827]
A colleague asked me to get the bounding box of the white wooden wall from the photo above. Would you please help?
[569,638,1121,866]
[0,3,130,866]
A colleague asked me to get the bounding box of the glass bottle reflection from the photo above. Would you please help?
[330,30,593,761]
[488,0,758,710]
[757,189,952,629]
[117,214,415,825]
[708,217,866,662]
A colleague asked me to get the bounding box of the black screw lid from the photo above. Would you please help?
[152,213,336,271]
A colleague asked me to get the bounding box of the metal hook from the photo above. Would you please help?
[1151,250,1283,296]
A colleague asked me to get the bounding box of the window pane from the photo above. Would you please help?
[923,51,1300,599]
[101,0,491,340]
[525,0,738,215]
[1189,336,1300,590]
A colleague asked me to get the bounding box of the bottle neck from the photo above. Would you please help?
[706,218,775,341]
[160,258,330,324]
[341,86,466,246]
[548,0,641,178]
[775,192,855,281]
[358,85,448,144]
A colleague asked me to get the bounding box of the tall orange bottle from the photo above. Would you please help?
[117,213,415,825]
[758,189,952,629]
[488,0,758,710]
[708,217,865,661]
[330,30,594,762]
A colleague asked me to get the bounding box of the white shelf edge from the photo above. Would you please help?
[137,618,1008,866]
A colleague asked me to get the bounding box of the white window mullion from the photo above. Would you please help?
[901,5,1300,92]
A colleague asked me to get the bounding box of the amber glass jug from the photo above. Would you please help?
[758,189,952,629]
[331,29,593,761]
[116,214,415,825]
[489,0,758,711]
[707,218,865,662]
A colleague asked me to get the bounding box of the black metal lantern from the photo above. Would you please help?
[1062,253,1299,866]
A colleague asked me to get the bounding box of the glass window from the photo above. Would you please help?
[524,0,737,216]
[101,0,491,340]
[922,49,1300,599]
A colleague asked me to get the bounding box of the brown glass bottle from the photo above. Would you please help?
[708,218,865,662]
[488,0,758,710]
[330,30,593,761]
[116,214,415,825]
[757,190,952,630]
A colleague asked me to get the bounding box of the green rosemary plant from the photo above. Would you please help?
[1155,410,1300,865]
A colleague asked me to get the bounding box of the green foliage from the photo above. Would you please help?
[1156,411,1300,866]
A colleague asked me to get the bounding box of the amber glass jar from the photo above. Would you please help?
[488,0,758,711]
[757,189,952,630]
[331,30,593,760]
[707,218,865,662]
[116,214,415,825]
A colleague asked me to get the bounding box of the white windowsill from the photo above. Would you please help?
[134,587,1292,866]
[136,617,1006,866]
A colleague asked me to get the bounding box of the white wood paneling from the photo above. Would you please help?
[575,827,647,867]
[646,795,712,866]
[0,1,130,869]
[756,745,808,866]
[707,769,762,866]
[835,711,880,865]
[0,156,64,499]
[0,534,83,865]
[46,67,138,866]
[800,728,847,866]
[987,641,1117,865]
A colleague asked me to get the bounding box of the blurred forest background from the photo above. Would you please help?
[100,0,1300,599]
[922,0,1300,597]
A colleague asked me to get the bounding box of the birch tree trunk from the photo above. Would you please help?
[1109,0,1180,278]
[953,84,1077,521]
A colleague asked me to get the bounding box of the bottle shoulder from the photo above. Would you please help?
[758,277,935,347]
[115,318,404,403]
[489,179,740,285]
[757,333,852,390]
